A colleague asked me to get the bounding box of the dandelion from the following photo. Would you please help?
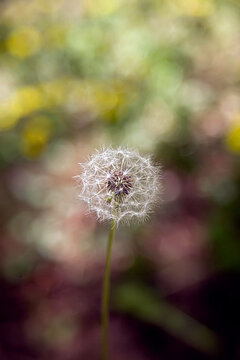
[76,147,161,225]
[75,147,162,360]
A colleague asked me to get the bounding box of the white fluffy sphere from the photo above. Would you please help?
[75,147,162,224]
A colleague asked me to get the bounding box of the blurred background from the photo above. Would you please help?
[0,0,240,359]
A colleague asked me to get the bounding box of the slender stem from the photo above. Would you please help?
[101,219,115,360]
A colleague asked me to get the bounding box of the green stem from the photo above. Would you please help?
[101,219,116,360]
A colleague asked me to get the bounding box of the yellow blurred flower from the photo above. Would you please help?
[45,25,66,47]
[0,102,19,131]
[20,116,52,158]
[84,0,121,17]
[170,0,214,17]
[36,0,63,13]
[12,86,44,116]
[77,81,128,124]
[6,26,42,58]
[93,86,122,121]
[41,79,68,107]
[0,86,45,131]
[225,115,240,154]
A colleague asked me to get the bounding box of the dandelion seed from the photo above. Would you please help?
[75,147,162,224]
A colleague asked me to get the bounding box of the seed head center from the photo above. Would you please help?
[107,170,133,197]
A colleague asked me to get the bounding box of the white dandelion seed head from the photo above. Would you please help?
[75,147,162,225]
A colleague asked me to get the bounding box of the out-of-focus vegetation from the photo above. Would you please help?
[0,0,240,359]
